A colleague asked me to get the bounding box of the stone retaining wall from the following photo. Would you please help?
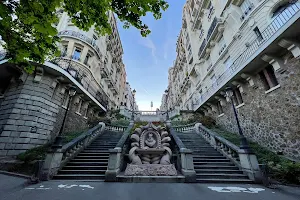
[0,72,92,156]
[212,53,300,160]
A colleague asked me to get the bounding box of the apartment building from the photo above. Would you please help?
[122,82,138,111]
[0,11,129,156]
[167,0,300,160]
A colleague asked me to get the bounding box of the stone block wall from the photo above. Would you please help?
[211,53,300,160]
[0,71,92,156]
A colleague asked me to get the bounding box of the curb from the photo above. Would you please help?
[0,170,31,179]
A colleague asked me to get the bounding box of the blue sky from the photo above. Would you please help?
[117,0,186,110]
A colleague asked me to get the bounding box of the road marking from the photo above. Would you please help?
[208,186,265,193]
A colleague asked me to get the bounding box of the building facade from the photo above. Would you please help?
[0,11,130,156]
[122,82,138,111]
[166,0,300,160]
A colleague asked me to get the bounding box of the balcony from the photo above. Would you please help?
[58,30,102,59]
[101,66,109,78]
[191,0,211,30]
[194,2,300,111]
[198,17,225,59]
[49,56,108,110]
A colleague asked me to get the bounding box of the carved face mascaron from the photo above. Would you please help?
[145,133,157,148]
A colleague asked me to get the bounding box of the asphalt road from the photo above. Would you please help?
[1,174,300,200]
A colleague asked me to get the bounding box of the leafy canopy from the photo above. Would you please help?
[0,0,169,73]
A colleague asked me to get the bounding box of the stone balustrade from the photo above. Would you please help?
[105,124,127,132]
[195,123,240,166]
[173,123,196,133]
[42,122,106,180]
[194,123,262,183]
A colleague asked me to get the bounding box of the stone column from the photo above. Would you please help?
[180,148,196,183]
[105,147,122,182]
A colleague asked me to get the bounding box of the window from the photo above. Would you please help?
[240,0,253,16]
[259,65,279,90]
[224,56,233,73]
[61,45,68,57]
[77,98,82,113]
[253,27,263,41]
[232,88,244,106]
[217,101,223,115]
[92,35,97,45]
[72,48,81,61]
[218,36,226,55]
[62,90,70,107]
[84,53,91,66]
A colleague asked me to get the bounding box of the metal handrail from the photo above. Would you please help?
[195,2,300,110]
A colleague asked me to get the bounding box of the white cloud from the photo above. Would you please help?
[138,37,158,64]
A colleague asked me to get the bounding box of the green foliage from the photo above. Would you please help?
[63,128,89,144]
[88,117,111,127]
[17,144,49,163]
[212,127,300,184]
[111,119,130,126]
[130,121,148,133]
[1,0,168,72]
[171,115,215,128]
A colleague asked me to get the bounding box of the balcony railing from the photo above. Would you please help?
[198,38,207,57]
[50,57,109,109]
[58,30,102,59]
[194,2,300,111]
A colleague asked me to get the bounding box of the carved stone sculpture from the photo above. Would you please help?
[125,123,177,176]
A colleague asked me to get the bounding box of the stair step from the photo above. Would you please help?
[76,155,109,158]
[64,166,107,170]
[196,173,248,179]
[72,159,109,162]
[79,153,110,156]
[194,162,233,166]
[193,158,229,162]
[193,156,225,159]
[68,162,108,166]
[58,170,106,174]
[82,150,110,152]
[53,174,105,180]
[194,165,239,170]
[196,178,253,183]
[74,157,109,160]
[195,169,243,174]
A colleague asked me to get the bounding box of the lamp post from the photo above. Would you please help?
[131,89,136,121]
[225,86,250,151]
[52,85,77,149]
[165,89,169,120]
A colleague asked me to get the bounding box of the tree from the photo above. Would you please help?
[0,0,169,73]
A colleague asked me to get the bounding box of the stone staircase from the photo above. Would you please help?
[53,130,123,180]
[176,131,253,183]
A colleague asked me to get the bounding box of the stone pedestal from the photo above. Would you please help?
[124,164,177,176]
[41,151,63,180]
[105,147,122,182]
[238,149,262,183]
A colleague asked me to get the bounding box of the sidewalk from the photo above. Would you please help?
[0,174,300,200]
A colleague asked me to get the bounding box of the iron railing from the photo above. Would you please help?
[50,57,109,109]
[195,2,300,110]
[58,30,102,59]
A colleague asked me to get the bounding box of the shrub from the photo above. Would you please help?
[17,144,49,163]
[111,119,130,127]
[212,127,300,184]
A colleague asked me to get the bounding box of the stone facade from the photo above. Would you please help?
[0,70,96,156]
[213,53,300,160]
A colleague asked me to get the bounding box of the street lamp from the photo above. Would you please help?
[131,89,136,121]
[165,89,169,120]
[225,86,250,151]
[52,85,77,149]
